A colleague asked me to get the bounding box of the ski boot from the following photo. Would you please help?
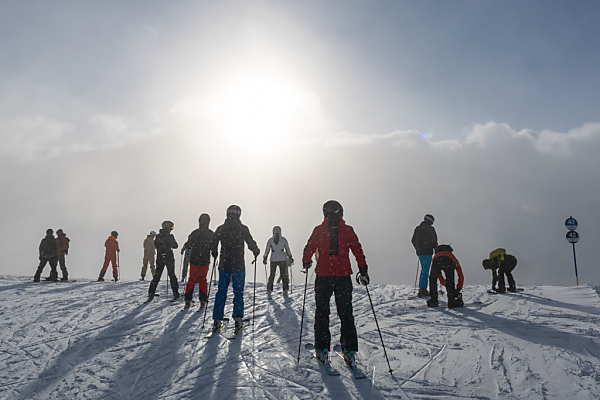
[200,300,208,309]
[267,289,272,299]
[212,320,222,332]
[172,292,180,301]
[507,286,517,292]
[140,276,145,281]
[417,288,429,298]
[448,293,464,309]
[234,316,244,334]
[98,271,106,282]
[61,277,69,281]
[317,349,330,365]
[146,293,155,302]
[343,351,357,369]
[427,298,439,307]
[184,301,193,309]
[283,290,288,298]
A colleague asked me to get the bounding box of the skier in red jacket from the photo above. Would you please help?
[98,231,120,282]
[427,244,464,308]
[302,200,369,368]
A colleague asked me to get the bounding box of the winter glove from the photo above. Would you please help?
[302,261,312,272]
[181,248,185,255]
[289,257,294,265]
[356,265,370,286]
[263,257,267,265]
[212,251,218,260]
[253,249,260,258]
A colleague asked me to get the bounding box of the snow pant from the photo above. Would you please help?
[141,256,156,278]
[418,255,433,289]
[185,264,209,303]
[212,270,245,320]
[267,260,289,291]
[314,275,358,354]
[494,265,516,291]
[34,257,59,281]
[149,254,179,297]
[429,261,459,301]
[100,253,118,279]
[58,255,68,279]
[182,250,189,281]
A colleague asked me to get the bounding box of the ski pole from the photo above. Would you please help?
[413,258,420,295]
[297,266,309,363]
[202,258,217,329]
[252,256,257,331]
[180,253,184,282]
[365,284,393,374]
[166,264,169,299]
[117,252,120,282]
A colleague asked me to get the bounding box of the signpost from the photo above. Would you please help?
[565,217,580,286]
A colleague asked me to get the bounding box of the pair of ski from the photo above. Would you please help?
[305,343,367,379]
[205,318,251,340]
[487,288,524,294]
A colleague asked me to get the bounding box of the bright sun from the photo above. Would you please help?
[210,73,311,150]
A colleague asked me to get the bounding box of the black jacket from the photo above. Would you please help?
[39,234,58,259]
[154,228,178,260]
[411,220,438,256]
[213,217,259,272]
[184,226,217,266]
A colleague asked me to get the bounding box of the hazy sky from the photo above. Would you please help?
[1,1,599,286]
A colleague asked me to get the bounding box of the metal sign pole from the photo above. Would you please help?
[572,242,579,286]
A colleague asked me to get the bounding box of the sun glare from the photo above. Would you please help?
[210,73,311,150]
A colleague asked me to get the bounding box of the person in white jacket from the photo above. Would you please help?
[263,226,293,297]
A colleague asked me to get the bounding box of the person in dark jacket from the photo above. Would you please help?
[427,244,464,308]
[482,248,518,293]
[183,214,218,309]
[302,200,369,369]
[56,229,70,281]
[411,214,438,297]
[211,205,260,333]
[34,229,59,282]
[148,221,179,301]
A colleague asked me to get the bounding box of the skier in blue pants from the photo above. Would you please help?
[211,205,260,333]
[411,214,438,297]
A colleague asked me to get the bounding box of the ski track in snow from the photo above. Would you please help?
[1,276,600,399]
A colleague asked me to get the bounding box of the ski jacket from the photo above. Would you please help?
[263,236,292,263]
[104,236,120,256]
[185,227,217,266]
[39,234,59,259]
[154,228,178,259]
[213,217,259,272]
[489,254,517,270]
[57,233,70,256]
[143,236,156,258]
[302,216,367,277]
[411,221,438,256]
[433,251,464,290]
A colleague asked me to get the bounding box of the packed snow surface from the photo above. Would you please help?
[1,275,600,399]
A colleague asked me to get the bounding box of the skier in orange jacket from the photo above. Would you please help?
[99,231,120,281]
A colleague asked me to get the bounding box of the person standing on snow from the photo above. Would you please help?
[411,214,438,297]
[183,214,218,309]
[141,231,156,281]
[34,229,59,282]
[482,248,518,293]
[302,200,369,368]
[98,231,120,282]
[148,221,179,301]
[427,244,464,308]
[55,229,70,281]
[263,226,294,298]
[211,205,260,334]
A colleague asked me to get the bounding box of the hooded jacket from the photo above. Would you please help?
[39,234,59,259]
[213,217,259,272]
[411,220,438,256]
[154,228,178,260]
[105,236,120,256]
[57,233,70,256]
[184,216,217,266]
[302,216,367,277]
[143,236,156,258]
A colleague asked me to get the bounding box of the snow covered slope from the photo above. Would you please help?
[1,275,599,399]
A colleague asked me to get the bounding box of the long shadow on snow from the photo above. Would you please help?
[516,292,600,316]
[447,307,600,358]
[104,307,196,399]
[14,301,161,399]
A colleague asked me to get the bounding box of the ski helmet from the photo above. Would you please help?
[46,228,53,235]
[323,200,343,218]
[436,244,453,253]
[273,226,281,235]
[199,213,210,227]
[149,231,156,236]
[424,214,435,223]
[226,205,241,219]
[161,221,174,230]
[56,229,63,235]
[111,231,118,238]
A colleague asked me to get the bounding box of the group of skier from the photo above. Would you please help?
[33,201,519,371]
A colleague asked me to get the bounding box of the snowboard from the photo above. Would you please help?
[487,288,524,294]
[410,301,483,309]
